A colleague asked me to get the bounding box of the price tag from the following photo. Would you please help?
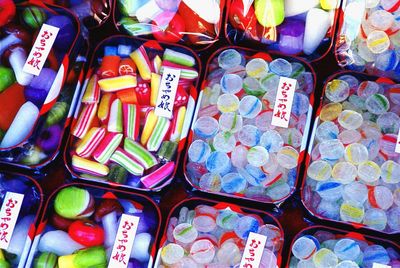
[23,23,59,76]
[242,0,254,16]
[108,214,140,268]
[396,128,400,153]
[154,67,180,119]
[0,192,24,249]
[271,77,297,128]
[372,263,391,268]
[239,232,268,268]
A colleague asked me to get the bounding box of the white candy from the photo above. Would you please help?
[38,230,85,256]
[303,8,331,55]
[284,0,319,17]
[182,0,221,24]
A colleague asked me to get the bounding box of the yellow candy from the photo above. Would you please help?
[170,106,186,142]
[151,73,161,107]
[141,110,158,145]
[320,0,339,10]
[97,93,114,122]
[367,30,390,54]
[320,103,342,121]
[340,201,365,222]
[98,75,137,92]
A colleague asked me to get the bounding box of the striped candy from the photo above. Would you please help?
[110,148,144,176]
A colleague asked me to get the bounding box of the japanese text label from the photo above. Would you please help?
[108,214,140,268]
[23,24,59,76]
[239,232,268,268]
[155,67,181,119]
[271,77,297,128]
[0,192,24,249]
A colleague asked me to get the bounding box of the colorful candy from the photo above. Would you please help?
[107,99,123,133]
[75,127,106,158]
[130,45,152,81]
[141,161,175,188]
[124,138,158,169]
[304,74,400,233]
[123,103,140,140]
[93,132,123,164]
[82,74,100,104]
[110,148,144,176]
[98,75,137,92]
[72,103,98,139]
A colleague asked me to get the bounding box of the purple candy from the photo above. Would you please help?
[278,19,305,55]
[37,124,62,152]
[24,68,57,107]
[45,15,76,51]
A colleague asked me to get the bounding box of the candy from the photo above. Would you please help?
[254,0,284,27]
[93,132,123,164]
[147,116,170,151]
[97,93,115,122]
[169,106,186,142]
[38,230,85,256]
[110,148,144,175]
[140,161,175,188]
[45,101,68,126]
[130,45,152,81]
[0,101,39,148]
[157,141,178,161]
[68,220,104,247]
[124,138,158,169]
[108,99,123,133]
[72,103,98,139]
[161,243,184,265]
[72,155,110,177]
[116,88,138,104]
[123,103,139,140]
[99,55,120,78]
[82,74,100,104]
[75,127,106,158]
[163,48,196,67]
[0,66,15,93]
[193,116,219,139]
[239,95,262,118]
[34,252,57,268]
[118,58,137,76]
[141,109,158,145]
[303,8,330,55]
[58,246,107,268]
[98,75,137,92]
[9,47,33,86]
[150,73,161,106]
[54,187,94,220]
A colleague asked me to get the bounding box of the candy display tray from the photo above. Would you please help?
[302,70,400,235]
[183,45,317,205]
[112,0,226,51]
[64,35,201,192]
[0,171,43,268]
[0,1,84,170]
[154,196,285,267]
[285,225,400,267]
[224,0,342,62]
[25,182,161,268]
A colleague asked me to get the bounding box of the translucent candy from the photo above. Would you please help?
[357,161,381,184]
[220,74,243,94]
[194,116,219,139]
[325,80,350,103]
[217,93,240,113]
[292,236,319,260]
[365,94,390,114]
[243,77,265,96]
[218,49,242,70]
[238,125,261,147]
[377,112,400,134]
[357,81,381,98]
[234,215,259,239]
[312,248,338,268]
[338,110,363,130]
[188,140,211,163]
[316,181,343,201]
[333,239,360,261]
[380,160,400,184]
[269,58,292,77]
[316,121,339,141]
[277,146,299,169]
[307,160,332,181]
[161,243,185,265]
[363,208,388,231]
[239,95,262,118]
[221,173,247,193]
[216,209,239,230]
[206,151,231,175]
[247,146,269,167]
[344,143,369,164]
[231,145,248,168]
[340,201,365,223]
[368,185,394,210]
[213,132,236,153]
[320,103,343,121]
[319,139,345,161]
[238,164,267,187]
[366,31,391,54]
[331,162,357,184]
[260,130,284,153]
[245,58,269,78]
[368,10,394,31]
[362,245,390,267]
[342,181,368,204]
[173,223,198,244]
[199,173,222,192]
[219,112,243,133]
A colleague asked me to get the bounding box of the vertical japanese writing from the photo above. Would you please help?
[155,67,181,119]
[0,192,24,249]
[239,232,268,268]
[108,214,140,268]
[271,77,297,128]
[23,24,59,76]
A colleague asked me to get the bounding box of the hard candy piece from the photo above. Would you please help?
[254,0,285,27]
[303,8,330,55]
[54,187,94,220]
[21,7,47,29]
[34,252,58,268]
[0,101,39,148]
[284,0,319,17]
[0,66,15,93]
[278,19,305,54]
[24,68,57,107]
[38,230,85,256]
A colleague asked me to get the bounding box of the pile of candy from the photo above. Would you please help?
[116,0,223,46]
[0,172,42,267]
[69,41,198,189]
[337,0,400,80]
[158,201,283,267]
[303,73,400,233]
[289,227,400,268]
[0,2,77,150]
[32,186,158,268]
[186,48,314,202]
[227,0,339,59]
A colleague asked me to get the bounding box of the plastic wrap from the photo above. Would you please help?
[226,0,340,61]
[336,0,400,80]
[114,0,225,48]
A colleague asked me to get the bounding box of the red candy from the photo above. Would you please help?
[134,83,151,106]
[68,220,105,247]
[152,12,185,43]
[174,85,189,107]
[0,0,16,27]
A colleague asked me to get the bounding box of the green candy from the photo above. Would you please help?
[34,252,58,268]
[157,141,178,161]
[21,146,46,165]
[0,66,15,94]
[73,246,107,268]
[54,187,93,220]
[22,7,47,29]
[119,17,153,36]
[45,102,69,126]
[108,164,128,184]
[254,0,285,27]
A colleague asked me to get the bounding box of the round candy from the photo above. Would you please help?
[307,160,332,181]
[22,7,46,29]
[199,173,222,192]
[221,173,247,193]
[245,58,269,78]
[357,161,381,184]
[188,140,211,163]
[216,210,239,230]
[277,146,299,169]
[161,243,184,265]
[319,139,345,161]
[269,58,292,77]
[206,151,231,175]
[368,185,394,210]
[292,236,318,260]
[219,112,243,133]
[338,110,363,130]
[365,94,390,114]
[218,49,242,70]
[231,145,248,168]
[217,94,240,113]
[331,162,357,184]
[316,181,343,201]
[238,125,261,147]
[247,146,269,167]
[213,132,236,153]
[220,74,243,94]
[313,248,338,267]
[54,187,94,220]
[173,223,198,244]
[325,80,350,103]
[340,201,365,223]
[366,30,390,54]
[260,130,283,153]
[190,239,216,264]
[344,143,368,164]
[316,121,339,141]
[239,95,262,118]
[333,239,360,261]
[243,77,265,96]
[363,208,388,231]
[380,160,400,184]
[234,216,259,239]
[193,116,219,139]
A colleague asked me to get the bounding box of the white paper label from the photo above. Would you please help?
[372,264,391,268]
[396,128,400,153]
[155,67,180,119]
[0,192,24,249]
[271,77,297,128]
[242,0,254,16]
[108,214,140,268]
[23,23,59,76]
[239,232,268,268]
